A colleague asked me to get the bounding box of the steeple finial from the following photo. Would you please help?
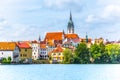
[86,32,88,43]
[38,35,41,42]
[70,10,72,20]
[63,29,65,34]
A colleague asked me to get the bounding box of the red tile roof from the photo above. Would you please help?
[40,44,46,49]
[32,40,38,43]
[0,42,16,51]
[53,46,63,53]
[65,34,79,39]
[40,41,46,44]
[16,42,31,48]
[44,32,63,41]
[49,46,64,56]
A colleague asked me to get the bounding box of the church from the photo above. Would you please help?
[39,11,92,59]
[44,11,79,46]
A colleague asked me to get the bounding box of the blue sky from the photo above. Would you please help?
[0,0,120,41]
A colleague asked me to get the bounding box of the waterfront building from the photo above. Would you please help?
[44,32,64,46]
[80,34,92,48]
[31,40,40,60]
[49,45,65,63]
[0,42,19,62]
[44,32,64,55]
[16,42,32,62]
[94,37,104,45]
[39,41,48,59]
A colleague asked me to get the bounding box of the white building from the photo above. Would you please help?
[0,42,19,62]
[39,41,48,59]
[31,40,40,60]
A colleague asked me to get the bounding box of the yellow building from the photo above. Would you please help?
[95,38,104,45]
[16,42,32,62]
[49,45,65,63]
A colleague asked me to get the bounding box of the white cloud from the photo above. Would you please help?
[85,14,96,23]
[102,5,120,19]
[86,4,120,24]
[43,0,80,9]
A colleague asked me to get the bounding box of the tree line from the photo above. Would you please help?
[63,42,120,64]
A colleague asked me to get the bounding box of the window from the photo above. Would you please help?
[21,54,22,57]
[19,49,21,52]
[25,49,27,52]
[58,57,60,60]
[23,54,27,57]
[58,53,61,55]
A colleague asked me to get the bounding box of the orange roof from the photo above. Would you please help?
[40,44,46,49]
[16,42,31,48]
[44,32,63,41]
[53,46,63,53]
[0,42,16,51]
[81,38,92,43]
[49,46,64,55]
[65,34,79,39]
[32,40,38,43]
[40,41,46,44]
[47,40,55,46]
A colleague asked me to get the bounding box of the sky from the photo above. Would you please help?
[0,0,120,41]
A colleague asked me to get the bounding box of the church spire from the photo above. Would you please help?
[86,32,88,43]
[67,10,74,34]
[70,10,72,21]
[38,35,41,42]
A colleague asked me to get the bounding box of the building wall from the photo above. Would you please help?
[39,48,48,59]
[51,52,64,63]
[0,51,13,61]
[20,48,32,60]
[13,46,20,62]
[32,43,40,60]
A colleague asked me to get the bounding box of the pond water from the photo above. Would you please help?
[0,64,120,80]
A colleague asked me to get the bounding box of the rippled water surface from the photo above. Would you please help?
[0,64,120,80]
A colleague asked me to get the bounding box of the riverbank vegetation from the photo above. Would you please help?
[63,42,120,64]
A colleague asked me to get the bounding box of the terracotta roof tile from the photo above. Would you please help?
[0,42,16,51]
[44,32,63,41]
[65,34,79,39]
[16,42,31,48]
[40,44,46,49]
[53,46,63,52]
[49,46,64,56]
[32,40,38,43]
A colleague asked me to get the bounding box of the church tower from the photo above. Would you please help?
[67,11,74,34]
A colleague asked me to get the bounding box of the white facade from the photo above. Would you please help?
[0,46,19,62]
[47,46,55,54]
[39,48,48,59]
[31,43,40,60]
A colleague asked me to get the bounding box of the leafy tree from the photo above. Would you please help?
[7,57,12,63]
[90,42,106,63]
[73,56,80,64]
[63,49,73,64]
[105,44,120,63]
[74,42,90,64]
[2,58,7,63]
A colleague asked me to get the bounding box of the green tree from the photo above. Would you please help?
[105,44,120,63]
[2,58,7,63]
[74,42,90,64]
[90,42,106,63]
[7,57,12,63]
[63,49,73,64]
